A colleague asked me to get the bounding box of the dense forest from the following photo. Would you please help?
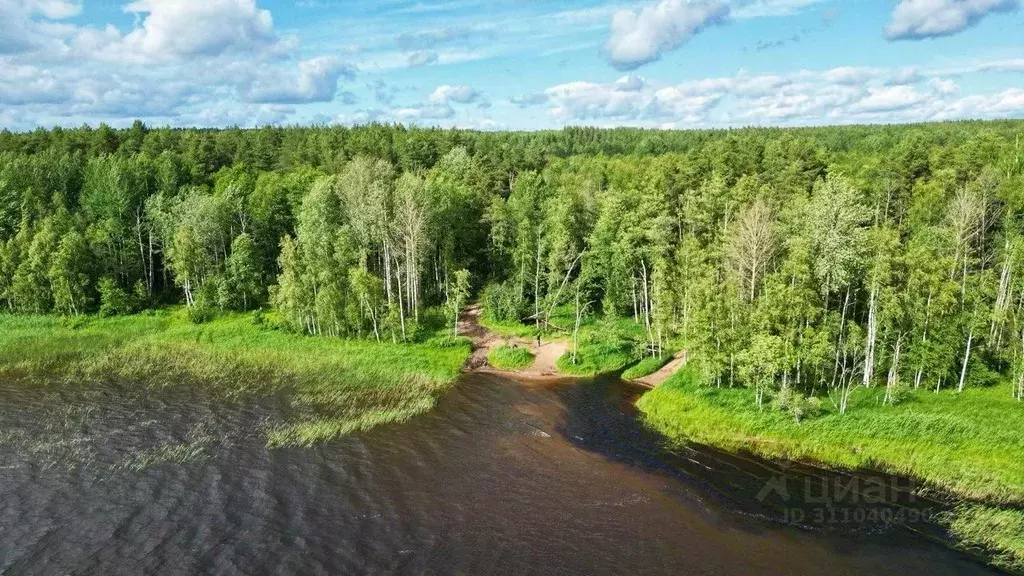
[3,120,1024,411]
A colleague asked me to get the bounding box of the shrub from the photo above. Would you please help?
[186,304,216,324]
[97,277,137,317]
[481,280,524,323]
[770,387,822,423]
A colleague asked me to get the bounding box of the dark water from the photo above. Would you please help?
[0,374,999,575]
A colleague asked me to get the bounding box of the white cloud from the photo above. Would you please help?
[605,0,730,70]
[0,0,81,54]
[429,85,479,104]
[615,75,646,92]
[929,77,959,94]
[851,85,929,113]
[246,56,355,104]
[114,0,281,61]
[823,66,879,85]
[884,0,1020,40]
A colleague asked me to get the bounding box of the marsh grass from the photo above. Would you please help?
[943,504,1024,573]
[638,365,1024,571]
[0,309,471,449]
[487,345,535,370]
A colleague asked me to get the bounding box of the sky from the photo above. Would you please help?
[1,0,1023,131]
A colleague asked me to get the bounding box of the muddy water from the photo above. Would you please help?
[0,374,998,575]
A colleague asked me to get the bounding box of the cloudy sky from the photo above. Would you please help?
[1,0,1023,130]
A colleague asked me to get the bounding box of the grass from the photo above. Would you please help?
[943,504,1024,573]
[556,316,647,377]
[479,314,541,339]
[0,308,471,448]
[638,365,1024,572]
[621,352,676,380]
[487,344,535,370]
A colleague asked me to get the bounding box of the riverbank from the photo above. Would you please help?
[460,304,567,379]
[637,366,1024,573]
[0,309,471,448]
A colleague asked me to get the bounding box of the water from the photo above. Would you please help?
[0,374,998,575]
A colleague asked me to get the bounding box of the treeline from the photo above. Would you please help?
[2,120,1024,408]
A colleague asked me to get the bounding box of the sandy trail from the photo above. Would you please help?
[459,304,568,380]
[633,350,688,388]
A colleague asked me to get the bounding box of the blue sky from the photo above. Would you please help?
[1,0,1023,130]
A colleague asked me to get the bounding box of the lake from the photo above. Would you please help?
[0,373,998,575]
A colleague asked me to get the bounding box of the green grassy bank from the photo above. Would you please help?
[487,344,535,370]
[0,309,471,448]
[637,367,1024,573]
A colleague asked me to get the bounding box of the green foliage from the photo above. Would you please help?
[97,277,137,317]
[481,280,524,323]
[557,317,641,376]
[445,268,471,336]
[769,387,823,423]
[488,344,535,370]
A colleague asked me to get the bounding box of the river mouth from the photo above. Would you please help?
[0,373,1000,575]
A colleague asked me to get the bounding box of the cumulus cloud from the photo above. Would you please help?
[245,56,355,104]
[0,0,82,54]
[429,85,479,104]
[522,62,1024,128]
[929,77,959,94]
[850,85,929,113]
[541,77,721,124]
[884,0,1020,40]
[114,0,282,61]
[605,0,730,70]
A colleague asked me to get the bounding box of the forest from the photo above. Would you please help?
[3,120,1024,408]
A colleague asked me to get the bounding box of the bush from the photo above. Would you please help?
[481,280,524,323]
[770,387,822,423]
[488,344,535,370]
[186,304,216,324]
[97,277,137,317]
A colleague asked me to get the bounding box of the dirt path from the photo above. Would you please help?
[459,304,568,380]
[634,350,688,388]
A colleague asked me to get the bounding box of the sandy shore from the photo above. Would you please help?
[459,304,568,380]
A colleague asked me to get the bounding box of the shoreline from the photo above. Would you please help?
[457,308,1019,573]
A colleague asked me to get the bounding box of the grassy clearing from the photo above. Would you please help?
[638,366,1024,571]
[487,345,535,370]
[621,353,676,380]
[0,308,471,448]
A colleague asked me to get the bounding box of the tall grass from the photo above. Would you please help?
[0,309,471,448]
[638,365,1024,571]
[487,345,535,370]
[621,351,677,380]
